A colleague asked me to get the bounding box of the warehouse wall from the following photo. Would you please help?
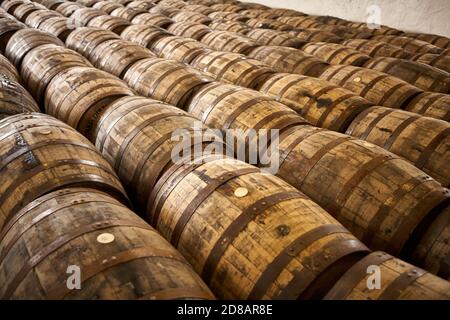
[243,0,450,37]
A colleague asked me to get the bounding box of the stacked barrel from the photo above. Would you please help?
[0,0,449,300]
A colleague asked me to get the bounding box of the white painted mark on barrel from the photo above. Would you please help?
[97,233,115,244]
[234,187,248,197]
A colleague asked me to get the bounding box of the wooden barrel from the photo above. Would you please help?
[1,0,26,14]
[149,156,369,299]
[276,124,450,256]
[201,31,260,54]
[405,32,450,50]
[302,42,372,66]
[127,0,157,11]
[92,1,123,14]
[278,16,320,29]
[36,0,65,10]
[110,7,146,21]
[324,252,450,299]
[259,73,373,132]
[167,21,212,41]
[190,51,275,89]
[371,35,443,55]
[94,96,226,212]
[69,8,105,27]
[267,8,305,17]
[410,206,450,279]
[44,66,135,140]
[187,83,308,149]
[24,9,61,29]
[245,18,293,31]
[0,188,215,300]
[90,39,156,78]
[341,39,411,59]
[364,57,450,94]
[121,24,172,49]
[208,11,249,23]
[87,15,131,35]
[182,4,214,15]
[37,17,75,42]
[0,53,20,81]
[76,0,99,7]
[289,28,342,43]
[12,3,46,22]
[66,27,120,61]
[209,19,250,34]
[112,0,134,5]
[405,92,450,122]
[318,25,372,40]
[151,36,210,64]
[149,4,181,17]
[0,113,128,229]
[124,58,214,109]
[319,65,423,108]
[0,76,40,119]
[347,106,450,187]
[410,53,450,74]
[54,2,83,17]
[210,3,242,12]
[239,9,266,18]
[21,44,92,103]
[155,0,186,9]
[131,12,174,28]
[248,46,330,77]
[171,11,212,25]
[245,29,305,48]
[347,22,404,36]
[0,18,25,52]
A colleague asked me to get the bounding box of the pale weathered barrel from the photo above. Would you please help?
[208,11,249,23]
[0,113,128,229]
[289,28,342,43]
[37,16,74,41]
[151,36,210,64]
[1,0,27,14]
[167,21,212,40]
[0,53,20,81]
[110,7,146,21]
[0,76,40,119]
[405,32,450,49]
[319,65,423,108]
[124,58,214,109]
[324,252,450,300]
[371,35,443,55]
[347,106,450,187]
[44,66,135,140]
[276,124,450,259]
[201,31,260,54]
[245,29,305,48]
[69,7,105,27]
[89,39,156,78]
[182,4,214,15]
[190,51,275,89]
[121,24,173,49]
[94,96,226,212]
[12,3,46,22]
[245,18,293,31]
[149,156,369,299]
[364,57,450,93]
[65,27,120,61]
[0,188,215,300]
[0,17,25,52]
[341,39,411,58]
[127,0,157,11]
[131,12,174,28]
[20,44,92,103]
[404,92,450,122]
[54,1,83,17]
[209,19,251,34]
[24,9,61,29]
[410,53,450,74]
[248,46,330,77]
[171,11,212,25]
[302,42,372,66]
[92,1,123,14]
[87,15,132,35]
[258,73,373,132]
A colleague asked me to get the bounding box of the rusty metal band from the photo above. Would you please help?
[345,106,388,138]
[187,82,223,115]
[47,246,188,300]
[278,128,326,165]
[362,174,429,246]
[170,167,259,246]
[96,98,152,152]
[378,268,426,300]
[147,65,187,98]
[114,112,186,171]
[370,43,387,57]
[306,43,322,55]
[275,239,366,299]
[333,154,395,218]
[248,224,349,299]
[202,52,237,75]
[0,122,70,144]
[321,64,349,82]
[389,189,449,255]
[299,84,336,119]
[273,76,311,102]
[160,72,211,105]
[383,115,420,150]
[201,191,304,283]
[235,66,272,88]
[317,93,362,128]
[129,58,163,89]
[139,287,214,300]
[325,47,350,63]
[0,199,126,264]
[358,74,390,99]
[292,56,322,74]
[200,86,244,123]
[296,136,354,186]
[416,93,438,115]
[251,110,298,131]
[222,96,276,130]
[378,82,412,107]
[323,252,393,300]
[341,51,367,65]
[216,57,251,82]
[438,252,450,280]
[2,218,153,299]
[415,127,450,170]
[228,38,249,53]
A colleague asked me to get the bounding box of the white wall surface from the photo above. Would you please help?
[243,0,450,37]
